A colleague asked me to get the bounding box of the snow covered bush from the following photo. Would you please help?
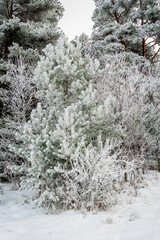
[97,57,160,171]
[0,52,37,182]
[55,139,145,212]
[55,140,124,212]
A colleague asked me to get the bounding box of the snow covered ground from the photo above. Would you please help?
[0,172,160,240]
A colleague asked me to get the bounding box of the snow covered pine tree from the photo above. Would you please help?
[20,38,125,210]
[0,0,64,181]
[92,0,160,63]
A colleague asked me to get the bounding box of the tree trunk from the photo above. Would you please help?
[4,41,10,61]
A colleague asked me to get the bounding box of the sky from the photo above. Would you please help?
[59,0,95,40]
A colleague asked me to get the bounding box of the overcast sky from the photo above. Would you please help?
[59,0,95,40]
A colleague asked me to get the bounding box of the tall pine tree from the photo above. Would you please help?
[91,0,160,63]
[0,0,64,59]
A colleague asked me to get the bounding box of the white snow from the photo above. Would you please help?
[0,172,160,240]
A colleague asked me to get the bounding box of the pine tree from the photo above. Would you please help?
[0,0,64,181]
[0,0,64,59]
[20,38,123,209]
[91,0,160,63]
[131,0,160,63]
[71,33,90,57]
